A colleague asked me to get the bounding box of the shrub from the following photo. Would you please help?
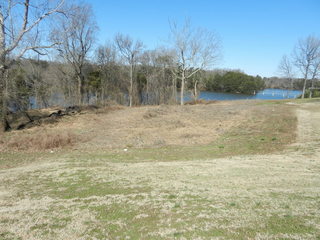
[302,89,320,98]
[5,131,81,151]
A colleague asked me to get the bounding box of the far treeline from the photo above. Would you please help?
[0,0,319,132]
[264,76,320,94]
[204,71,265,95]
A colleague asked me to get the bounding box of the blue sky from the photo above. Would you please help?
[90,0,320,77]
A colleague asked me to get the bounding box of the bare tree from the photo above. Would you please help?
[95,43,122,103]
[115,33,144,107]
[188,70,203,101]
[278,55,295,89]
[157,48,178,103]
[308,57,320,98]
[293,35,320,99]
[169,19,221,105]
[0,0,66,131]
[139,49,175,105]
[25,57,50,108]
[52,2,97,105]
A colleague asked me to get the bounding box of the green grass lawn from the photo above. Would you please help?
[1,150,319,239]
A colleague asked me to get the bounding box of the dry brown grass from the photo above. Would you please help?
[0,99,300,155]
[0,102,319,239]
[0,100,297,153]
[185,99,218,105]
[2,130,82,151]
[0,102,319,240]
[63,101,252,149]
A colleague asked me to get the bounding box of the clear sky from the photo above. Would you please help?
[90,0,320,77]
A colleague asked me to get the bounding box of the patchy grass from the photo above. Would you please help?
[38,171,151,200]
[66,103,296,163]
[1,152,319,239]
[2,155,319,239]
[0,151,52,169]
[256,98,320,105]
[0,101,297,169]
[0,101,319,239]
[265,214,315,234]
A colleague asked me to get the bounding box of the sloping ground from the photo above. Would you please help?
[0,100,296,152]
[0,101,319,239]
[1,101,252,150]
[79,102,251,148]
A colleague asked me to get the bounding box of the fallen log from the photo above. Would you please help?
[5,105,83,131]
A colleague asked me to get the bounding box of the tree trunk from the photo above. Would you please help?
[101,84,105,105]
[129,63,133,107]
[77,74,84,105]
[309,79,314,99]
[172,77,176,103]
[302,76,307,99]
[78,76,81,105]
[0,72,5,131]
[0,10,8,131]
[180,71,185,105]
[146,77,149,105]
[193,80,199,101]
[0,68,9,131]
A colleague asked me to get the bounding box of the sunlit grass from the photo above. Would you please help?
[1,101,319,239]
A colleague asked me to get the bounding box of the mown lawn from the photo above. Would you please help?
[0,100,319,239]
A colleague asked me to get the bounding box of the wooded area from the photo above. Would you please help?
[0,0,319,132]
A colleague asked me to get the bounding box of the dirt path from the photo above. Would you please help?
[0,102,319,240]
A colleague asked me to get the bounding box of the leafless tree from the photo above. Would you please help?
[95,43,125,103]
[188,70,203,101]
[308,57,320,98]
[115,33,144,107]
[157,49,177,103]
[0,0,66,131]
[293,35,320,98]
[96,44,117,68]
[140,49,175,105]
[25,57,50,108]
[278,55,295,89]
[169,19,221,105]
[52,2,97,105]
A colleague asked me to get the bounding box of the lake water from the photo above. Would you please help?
[186,89,302,101]
[28,88,302,109]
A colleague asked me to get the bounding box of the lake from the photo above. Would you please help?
[28,88,302,109]
[186,89,302,101]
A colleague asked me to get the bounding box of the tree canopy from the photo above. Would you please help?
[204,71,265,95]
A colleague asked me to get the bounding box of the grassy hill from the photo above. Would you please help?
[0,99,319,239]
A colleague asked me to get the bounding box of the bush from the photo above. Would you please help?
[303,89,320,98]
[5,131,81,151]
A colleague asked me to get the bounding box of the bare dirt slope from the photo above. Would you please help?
[0,101,319,239]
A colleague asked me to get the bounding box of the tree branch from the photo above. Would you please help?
[5,0,65,55]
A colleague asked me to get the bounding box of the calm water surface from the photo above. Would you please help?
[188,89,302,101]
[29,88,303,109]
